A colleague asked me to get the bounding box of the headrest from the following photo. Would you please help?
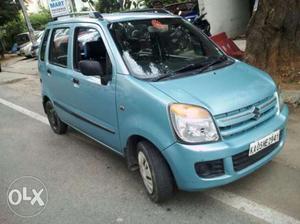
[85,40,106,59]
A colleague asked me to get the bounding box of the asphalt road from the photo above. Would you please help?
[0,57,299,224]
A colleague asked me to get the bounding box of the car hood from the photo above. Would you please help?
[150,61,276,115]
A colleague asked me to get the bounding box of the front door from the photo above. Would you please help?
[69,24,120,151]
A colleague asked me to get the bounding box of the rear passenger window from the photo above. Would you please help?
[40,29,50,61]
[73,27,112,75]
[49,28,69,67]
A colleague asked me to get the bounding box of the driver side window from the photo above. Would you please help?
[73,27,112,76]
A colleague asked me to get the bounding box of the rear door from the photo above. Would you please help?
[68,24,121,151]
[44,26,78,125]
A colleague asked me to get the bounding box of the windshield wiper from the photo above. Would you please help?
[152,56,228,82]
[152,71,175,82]
[173,61,207,74]
[196,55,228,73]
[153,60,207,81]
[174,55,228,74]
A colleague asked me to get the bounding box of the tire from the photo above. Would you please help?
[137,141,174,203]
[45,101,68,135]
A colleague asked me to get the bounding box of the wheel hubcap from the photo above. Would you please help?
[138,151,154,194]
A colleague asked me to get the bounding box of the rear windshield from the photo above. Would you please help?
[109,18,224,80]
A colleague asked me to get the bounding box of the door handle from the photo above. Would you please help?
[72,78,80,85]
[47,69,52,76]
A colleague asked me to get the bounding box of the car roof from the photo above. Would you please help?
[101,12,179,22]
[48,11,180,26]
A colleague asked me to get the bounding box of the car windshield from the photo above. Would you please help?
[16,34,30,46]
[109,18,227,80]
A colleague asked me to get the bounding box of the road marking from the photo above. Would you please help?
[0,98,49,125]
[206,190,300,224]
[0,97,300,224]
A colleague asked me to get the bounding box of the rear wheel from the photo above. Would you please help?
[45,101,67,134]
[137,141,174,203]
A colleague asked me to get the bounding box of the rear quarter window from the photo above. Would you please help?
[40,29,50,61]
[49,28,70,67]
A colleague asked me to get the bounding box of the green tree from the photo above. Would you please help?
[144,0,183,8]
[0,0,41,52]
[0,0,19,25]
[29,8,51,30]
[0,14,26,50]
[0,0,25,52]
[96,0,184,12]
[96,0,120,13]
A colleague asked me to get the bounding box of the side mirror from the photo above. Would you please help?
[79,60,110,85]
[79,60,104,77]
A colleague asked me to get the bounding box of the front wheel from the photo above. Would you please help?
[137,141,174,203]
[45,101,68,135]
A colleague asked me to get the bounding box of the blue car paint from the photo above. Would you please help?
[163,106,288,190]
[150,61,276,115]
[39,13,288,191]
[184,11,198,22]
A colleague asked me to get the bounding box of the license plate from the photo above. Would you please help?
[249,130,280,156]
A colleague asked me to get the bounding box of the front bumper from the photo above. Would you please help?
[162,105,289,191]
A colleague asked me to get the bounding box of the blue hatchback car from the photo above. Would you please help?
[38,11,288,202]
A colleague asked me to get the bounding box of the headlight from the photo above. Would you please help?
[275,91,284,115]
[169,104,219,143]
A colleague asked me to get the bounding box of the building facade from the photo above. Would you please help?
[198,0,252,37]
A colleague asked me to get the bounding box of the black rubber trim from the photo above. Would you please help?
[54,101,115,134]
[195,159,225,178]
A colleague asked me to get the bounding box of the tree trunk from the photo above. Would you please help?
[245,0,300,86]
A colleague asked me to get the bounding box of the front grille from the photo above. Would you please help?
[232,140,280,172]
[195,159,224,178]
[214,95,278,138]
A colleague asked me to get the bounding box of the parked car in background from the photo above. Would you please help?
[17,31,43,57]
[16,32,31,52]
[19,42,32,57]
[31,31,44,58]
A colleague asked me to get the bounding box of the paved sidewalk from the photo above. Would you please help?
[233,39,246,51]
[0,56,40,96]
[282,90,300,107]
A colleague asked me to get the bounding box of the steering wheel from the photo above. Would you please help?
[169,27,191,51]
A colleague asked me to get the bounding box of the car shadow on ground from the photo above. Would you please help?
[16,57,31,62]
